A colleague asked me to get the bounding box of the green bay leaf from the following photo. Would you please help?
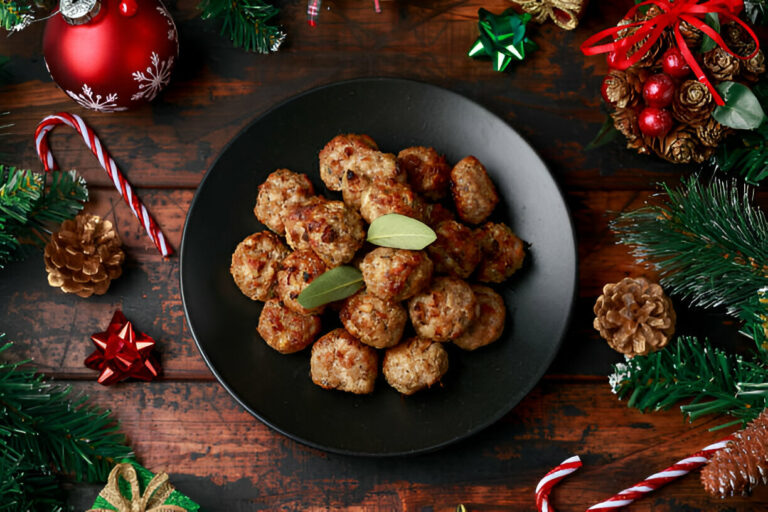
[366,213,437,250]
[713,82,767,130]
[297,265,363,309]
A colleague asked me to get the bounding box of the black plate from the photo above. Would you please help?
[180,78,577,456]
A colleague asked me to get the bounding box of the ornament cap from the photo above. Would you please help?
[60,0,101,25]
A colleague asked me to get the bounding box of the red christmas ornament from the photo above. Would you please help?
[43,0,179,112]
[85,310,161,385]
[642,73,675,108]
[661,48,692,78]
[638,107,673,137]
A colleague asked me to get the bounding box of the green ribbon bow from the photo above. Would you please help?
[468,8,538,72]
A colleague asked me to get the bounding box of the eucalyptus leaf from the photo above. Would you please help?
[699,12,720,53]
[586,115,619,150]
[297,265,363,309]
[712,82,767,130]
[366,213,437,250]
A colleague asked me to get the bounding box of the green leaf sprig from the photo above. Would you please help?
[367,213,436,250]
[297,266,363,310]
[713,82,767,130]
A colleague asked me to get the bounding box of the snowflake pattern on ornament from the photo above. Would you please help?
[156,5,177,41]
[65,84,128,113]
[131,52,174,102]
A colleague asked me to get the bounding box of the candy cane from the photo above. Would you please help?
[35,113,172,257]
[536,436,734,512]
[536,456,582,512]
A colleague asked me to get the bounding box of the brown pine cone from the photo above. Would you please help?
[704,47,740,81]
[611,107,651,154]
[593,277,676,357]
[701,409,768,497]
[615,10,671,68]
[742,49,766,82]
[679,19,703,48]
[696,117,731,148]
[723,22,756,57]
[672,79,714,126]
[656,126,698,164]
[603,69,645,109]
[44,213,124,298]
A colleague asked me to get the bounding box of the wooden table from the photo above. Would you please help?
[2,1,767,510]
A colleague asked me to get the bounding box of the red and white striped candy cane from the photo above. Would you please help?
[536,455,582,512]
[535,436,734,512]
[35,113,172,257]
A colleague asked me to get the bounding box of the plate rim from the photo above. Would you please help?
[180,76,578,457]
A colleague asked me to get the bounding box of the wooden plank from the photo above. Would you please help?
[59,379,768,511]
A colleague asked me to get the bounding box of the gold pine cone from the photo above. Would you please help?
[703,47,740,81]
[679,19,703,48]
[696,117,731,148]
[603,69,643,109]
[742,49,766,82]
[593,277,676,357]
[44,213,125,298]
[672,79,714,126]
[724,22,756,56]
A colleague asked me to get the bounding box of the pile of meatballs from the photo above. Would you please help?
[230,134,525,396]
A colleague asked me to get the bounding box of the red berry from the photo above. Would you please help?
[661,48,691,78]
[606,51,621,69]
[642,74,675,108]
[638,107,673,137]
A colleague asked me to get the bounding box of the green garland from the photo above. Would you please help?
[0,339,133,511]
[0,0,33,31]
[0,166,88,267]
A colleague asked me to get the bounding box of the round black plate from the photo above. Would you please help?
[180,78,577,456]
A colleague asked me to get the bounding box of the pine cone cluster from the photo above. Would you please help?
[602,19,764,164]
[44,213,124,298]
[701,409,768,497]
[593,277,676,357]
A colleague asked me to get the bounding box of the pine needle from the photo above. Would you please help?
[198,0,285,54]
[0,1,34,31]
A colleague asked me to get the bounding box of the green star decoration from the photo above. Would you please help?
[468,8,537,72]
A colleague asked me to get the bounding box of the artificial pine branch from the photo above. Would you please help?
[0,0,34,31]
[610,336,768,429]
[612,176,768,318]
[198,0,285,54]
[0,338,133,512]
[0,165,87,267]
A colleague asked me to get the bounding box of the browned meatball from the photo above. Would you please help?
[397,146,451,201]
[257,298,322,354]
[341,152,402,210]
[450,156,499,224]
[360,247,433,302]
[359,178,424,224]
[453,286,505,351]
[476,222,525,283]
[340,290,407,349]
[230,232,290,301]
[310,328,378,394]
[420,202,455,229]
[283,196,327,253]
[382,337,449,395]
[318,134,378,191]
[283,199,365,268]
[426,220,482,279]
[276,249,327,315]
[254,169,315,235]
[408,276,476,341]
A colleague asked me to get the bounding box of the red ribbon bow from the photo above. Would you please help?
[581,0,759,106]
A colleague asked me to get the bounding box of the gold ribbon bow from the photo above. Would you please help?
[87,463,188,512]
[517,0,584,30]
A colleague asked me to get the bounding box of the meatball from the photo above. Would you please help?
[310,328,378,394]
[230,231,290,301]
[420,202,455,229]
[408,276,476,341]
[382,337,449,395]
[318,134,379,191]
[283,200,365,268]
[276,249,327,315]
[283,196,327,253]
[341,151,402,210]
[450,156,499,224]
[453,286,506,351]
[426,220,481,279]
[257,299,322,354]
[359,178,424,224]
[340,290,407,349]
[254,169,315,236]
[397,146,451,200]
[360,247,433,302]
[476,222,526,283]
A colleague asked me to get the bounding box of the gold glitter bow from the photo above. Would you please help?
[87,463,187,512]
[516,0,584,30]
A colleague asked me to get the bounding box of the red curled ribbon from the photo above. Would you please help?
[581,0,760,106]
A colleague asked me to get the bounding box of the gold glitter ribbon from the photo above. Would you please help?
[87,463,188,512]
[516,0,584,30]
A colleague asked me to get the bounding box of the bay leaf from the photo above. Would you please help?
[366,213,437,250]
[297,265,363,309]
[713,82,767,130]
